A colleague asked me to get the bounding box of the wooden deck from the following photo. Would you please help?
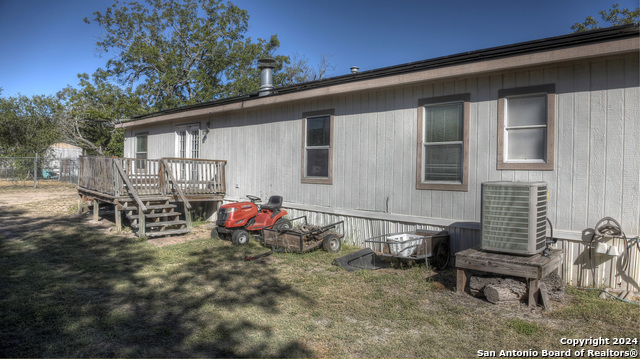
[77,156,226,237]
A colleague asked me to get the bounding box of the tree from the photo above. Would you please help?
[275,53,335,86]
[56,71,145,157]
[571,3,640,32]
[0,95,61,157]
[85,0,316,110]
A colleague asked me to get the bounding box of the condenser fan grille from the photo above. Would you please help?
[481,182,547,255]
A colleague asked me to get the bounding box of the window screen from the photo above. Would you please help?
[305,116,331,178]
[423,102,463,183]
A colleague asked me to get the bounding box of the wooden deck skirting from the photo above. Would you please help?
[77,156,226,237]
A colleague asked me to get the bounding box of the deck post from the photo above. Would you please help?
[185,206,193,230]
[528,279,540,308]
[113,158,121,197]
[77,194,84,214]
[138,212,146,237]
[456,268,467,293]
[115,204,122,232]
[93,199,99,221]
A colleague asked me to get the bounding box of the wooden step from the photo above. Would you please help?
[131,220,187,229]
[127,212,182,220]
[145,228,191,237]
[122,204,177,211]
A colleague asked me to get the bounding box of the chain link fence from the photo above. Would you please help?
[0,156,80,186]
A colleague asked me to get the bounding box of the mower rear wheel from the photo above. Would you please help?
[273,217,292,230]
[232,229,251,245]
[322,233,342,253]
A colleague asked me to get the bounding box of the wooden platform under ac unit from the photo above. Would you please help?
[455,247,563,309]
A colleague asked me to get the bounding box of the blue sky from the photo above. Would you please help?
[0,0,636,98]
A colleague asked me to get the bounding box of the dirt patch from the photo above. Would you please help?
[0,182,80,241]
[0,182,214,246]
[0,181,78,206]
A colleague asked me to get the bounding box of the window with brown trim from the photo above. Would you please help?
[416,94,469,191]
[301,109,334,184]
[498,84,555,170]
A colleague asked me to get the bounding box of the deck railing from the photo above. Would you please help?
[78,156,226,198]
[163,157,226,195]
[118,158,165,196]
[79,157,118,196]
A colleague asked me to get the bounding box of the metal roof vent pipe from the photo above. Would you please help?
[257,58,276,96]
[350,66,359,74]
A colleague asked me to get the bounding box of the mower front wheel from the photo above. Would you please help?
[232,229,251,245]
[322,233,342,253]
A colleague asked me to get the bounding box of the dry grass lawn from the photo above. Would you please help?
[0,181,638,357]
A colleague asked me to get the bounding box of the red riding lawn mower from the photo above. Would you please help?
[211,195,292,245]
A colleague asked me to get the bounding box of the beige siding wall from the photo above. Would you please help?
[124,126,175,160]
[125,53,640,288]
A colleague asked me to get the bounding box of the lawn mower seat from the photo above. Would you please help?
[260,195,283,211]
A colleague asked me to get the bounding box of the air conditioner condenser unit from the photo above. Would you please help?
[481,181,548,255]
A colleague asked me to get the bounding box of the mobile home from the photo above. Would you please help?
[120,25,640,289]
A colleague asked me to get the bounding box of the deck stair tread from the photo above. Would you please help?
[121,196,189,237]
[122,204,177,211]
[118,196,171,202]
[127,212,182,219]
[130,220,187,229]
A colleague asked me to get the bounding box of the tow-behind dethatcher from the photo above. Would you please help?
[262,220,344,253]
[243,218,344,261]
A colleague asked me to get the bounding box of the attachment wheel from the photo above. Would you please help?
[322,233,342,253]
[430,240,450,270]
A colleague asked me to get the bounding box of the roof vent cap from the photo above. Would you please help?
[257,58,276,96]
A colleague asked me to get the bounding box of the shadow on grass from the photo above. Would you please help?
[425,267,458,291]
[0,205,314,357]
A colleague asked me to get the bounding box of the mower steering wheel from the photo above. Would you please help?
[246,195,261,203]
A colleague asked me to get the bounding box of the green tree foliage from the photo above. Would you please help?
[571,3,640,32]
[1,0,327,159]
[57,71,145,156]
[0,95,61,156]
[85,0,315,111]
